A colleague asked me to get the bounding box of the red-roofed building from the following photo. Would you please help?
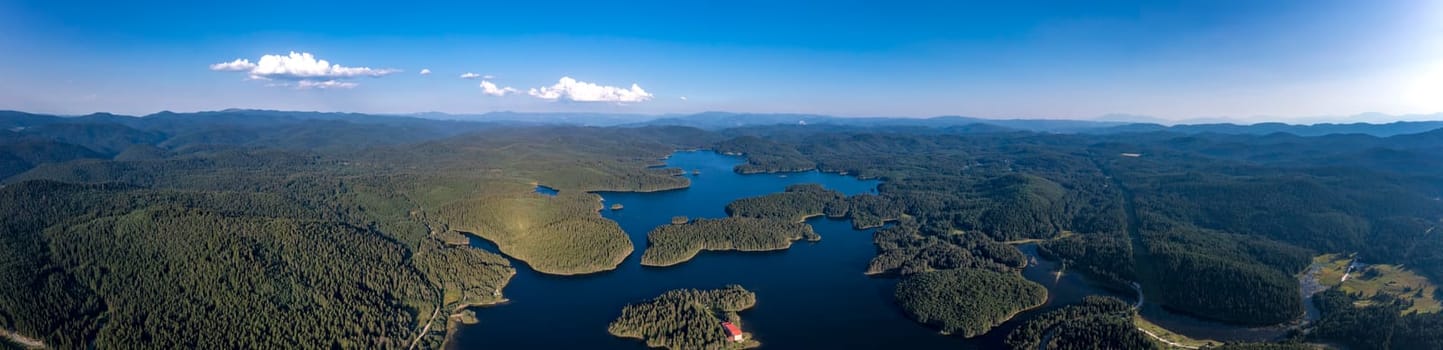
[721,321,743,342]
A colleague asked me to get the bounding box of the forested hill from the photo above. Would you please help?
[707,123,1443,346]
[3,109,1443,348]
[0,116,716,348]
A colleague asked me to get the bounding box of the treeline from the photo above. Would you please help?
[642,217,818,267]
[1004,296,1153,350]
[608,285,760,350]
[1308,288,1443,350]
[894,268,1047,337]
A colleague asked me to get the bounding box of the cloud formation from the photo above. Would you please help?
[297,80,358,89]
[209,59,256,71]
[480,80,518,96]
[527,76,653,102]
[460,72,482,79]
[209,52,396,89]
[419,68,431,75]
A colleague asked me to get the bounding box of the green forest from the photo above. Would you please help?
[641,217,818,267]
[607,285,760,350]
[0,113,719,348]
[725,184,849,221]
[714,126,1443,337]
[432,189,633,275]
[1307,288,1443,349]
[1004,296,1155,350]
[894,269,1047,337]
[3,109,1442,348]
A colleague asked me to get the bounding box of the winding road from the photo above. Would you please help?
[407,306,441,350]
[1,329,45,349]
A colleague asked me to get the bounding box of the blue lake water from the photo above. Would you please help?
[452,150,1127,349]
[533,184,558,197]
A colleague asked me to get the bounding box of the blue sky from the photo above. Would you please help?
[1,0,1440,121]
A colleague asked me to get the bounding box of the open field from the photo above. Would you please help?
[1132,315,1221,349]
[1313,254,1440,314]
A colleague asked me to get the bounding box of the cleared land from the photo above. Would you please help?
[1313,254,1440,314]
[1132,315,1220,349]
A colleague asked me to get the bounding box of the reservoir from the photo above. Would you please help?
[452,150,1128,349]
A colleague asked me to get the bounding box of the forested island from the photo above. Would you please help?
[725,184,849,221]
[607,285,761,350]
[3,109,1443,348]
[894,269,1047,337]
[641,217,818,266]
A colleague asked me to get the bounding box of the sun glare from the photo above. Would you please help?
[1403,62,1443,112]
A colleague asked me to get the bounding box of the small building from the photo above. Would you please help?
[721,321,743,342]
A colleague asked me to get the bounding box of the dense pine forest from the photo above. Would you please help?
[0,111,714,348]
[640,217,818,267]
[1004,296,1152,350]
[3,109,1442,348]
[715,123,1443,338]
[895,268,1047,337]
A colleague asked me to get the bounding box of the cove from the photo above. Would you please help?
[451,150,1126,349]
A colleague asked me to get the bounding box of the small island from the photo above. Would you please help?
[641,217,819,267]
[608,285,761,350]
[894,268,1047,337]
[671,216,690,225]
[611,203,625,210]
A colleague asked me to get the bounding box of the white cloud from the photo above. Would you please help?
[209,59,256,71]
[480,80,518,96]
[419,68,432,75]
[679,96,688,101]
[210,52,396,88]
[297,80,358,89]
[483,74,496,79]
[527,76,653,102]
[460,72,482,79]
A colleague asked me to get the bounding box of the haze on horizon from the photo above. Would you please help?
[1,0,1440,123]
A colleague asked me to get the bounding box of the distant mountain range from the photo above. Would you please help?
[6,109,1443,137]
[400,110,1443,137]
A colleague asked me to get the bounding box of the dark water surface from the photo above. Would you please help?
[451,150,1127,349]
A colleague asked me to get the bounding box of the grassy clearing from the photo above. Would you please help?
[1313,253,1440,314]
[1132,315,1222,349]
